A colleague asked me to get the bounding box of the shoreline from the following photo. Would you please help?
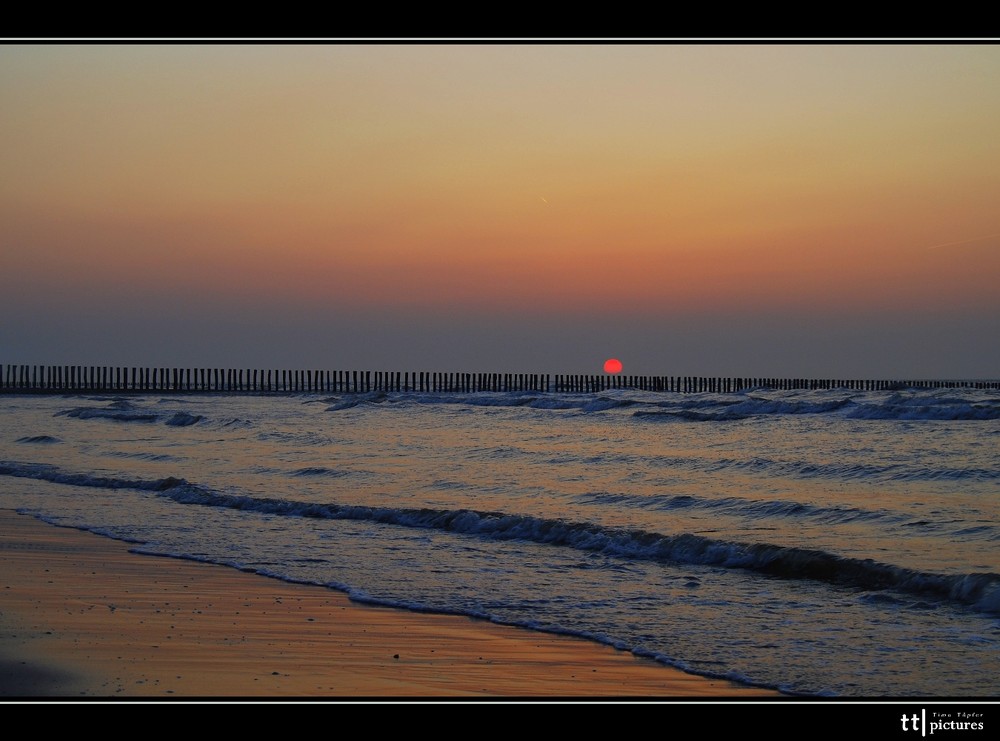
[0,508,781,699]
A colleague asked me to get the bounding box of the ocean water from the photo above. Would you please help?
[1,385,998,697]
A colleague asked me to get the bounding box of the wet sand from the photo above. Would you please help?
[0,508,780,699]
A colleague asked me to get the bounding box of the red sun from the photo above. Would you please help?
[603,358,623,374]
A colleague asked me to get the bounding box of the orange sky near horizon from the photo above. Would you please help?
[2,43,999,373]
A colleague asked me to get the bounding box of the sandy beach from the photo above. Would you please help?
[0,508,779,699]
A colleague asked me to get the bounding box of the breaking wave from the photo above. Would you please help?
[2,460,997,616]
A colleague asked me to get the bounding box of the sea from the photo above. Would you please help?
[1,384,998,697]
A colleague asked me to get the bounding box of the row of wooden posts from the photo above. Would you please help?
[1,364,998,394]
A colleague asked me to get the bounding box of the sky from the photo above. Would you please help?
[2,43,999,378]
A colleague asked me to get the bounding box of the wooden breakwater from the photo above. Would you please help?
[1,364,998,394]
